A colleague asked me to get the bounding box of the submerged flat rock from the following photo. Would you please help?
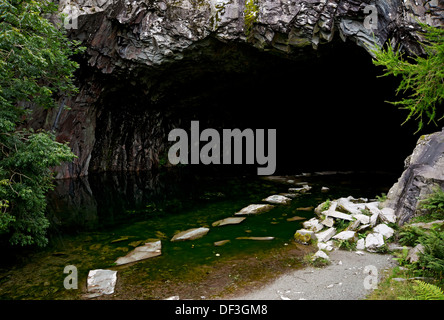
[236,236,275,241]
[171,227,210,241]
[115,240,162,266]
[214,240,231,246]
[286,216,306,222]
[234,204,275,215]
[212,217,246,227]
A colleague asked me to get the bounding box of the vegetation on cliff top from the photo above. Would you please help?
[372,24,444,133]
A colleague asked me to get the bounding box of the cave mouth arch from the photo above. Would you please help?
[90,37,419,177]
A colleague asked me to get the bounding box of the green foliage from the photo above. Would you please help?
[419,186,444,220]
[371,24,444,132]
[411,280,444,300]
[0,0,82,246]
[244,0,258,36]
[376,193,387,202]
[320,199,331,211]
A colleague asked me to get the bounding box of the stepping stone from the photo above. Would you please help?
[234,204,274,215]
[114,240,162,266]
[236,236,275,241]
[214,240,231,246]
[171,227,210,241]
[262,195,291,204]
[212,217,246,227]
[84,269,117,298]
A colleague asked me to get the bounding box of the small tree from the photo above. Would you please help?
[371,24,444,132]
[0,0,83,246]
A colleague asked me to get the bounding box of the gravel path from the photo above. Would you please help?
[229,249,397,300]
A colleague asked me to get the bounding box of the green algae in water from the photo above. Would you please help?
[0,172,396,299]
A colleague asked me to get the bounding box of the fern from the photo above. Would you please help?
[412,280,444,300]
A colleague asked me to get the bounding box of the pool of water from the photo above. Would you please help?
[0,170,397,299]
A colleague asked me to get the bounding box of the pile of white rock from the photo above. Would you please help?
[294,196,397,262]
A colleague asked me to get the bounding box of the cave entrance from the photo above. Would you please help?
[92,38,419,177]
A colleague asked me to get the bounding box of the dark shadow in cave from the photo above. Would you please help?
[92,37,420,177]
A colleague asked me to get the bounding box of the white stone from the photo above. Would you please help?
[86,269,117,298]
[317,242,334,252]
[115,240,162,265]
[325,210,354,221]
[320,217,334,227]
[353,213,370,225]
[358,224,371,231]
[312,250,330,261]
[262,195,292,204]
[171,227,209,241]
[303,218,324,232]
[321,186,330,192]
[365,233,385,252]
[337,197,366,215]
[315,227,336,242]
[380,207,397,223]
[356,238,365,250]
[234,204,274,215]
[332,230,357,241]
[373,223,395,239]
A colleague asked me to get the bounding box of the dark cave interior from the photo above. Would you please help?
[92,37,423,177]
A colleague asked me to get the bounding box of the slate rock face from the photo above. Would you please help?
[27,0,442,178]
[384,128,444,225]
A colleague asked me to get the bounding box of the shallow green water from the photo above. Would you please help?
[0,171,396,299]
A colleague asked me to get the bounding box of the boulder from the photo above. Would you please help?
[171,227,210,241]
[262,195,292,205]
[115,240,161,265]
[85,269,117,298]
[212,217,246,227]
[373,223,395,239]
[384,129,444,225]
[234,204,275,215]
[365,233,385,252]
